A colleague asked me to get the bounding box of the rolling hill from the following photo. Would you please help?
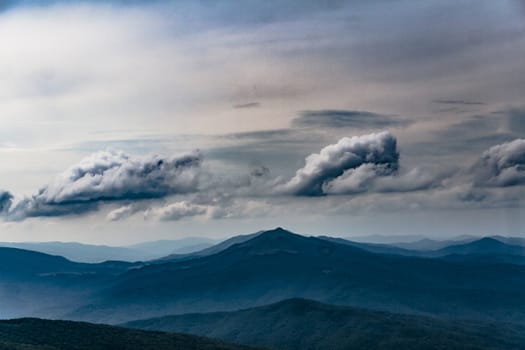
[0,318,258,350]
[0,247,140,319]
[320,236,525,264]
[124,298,525,350]
[430,237,525,256]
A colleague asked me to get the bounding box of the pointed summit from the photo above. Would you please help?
[250,227,306,244]
[260,227,294,236]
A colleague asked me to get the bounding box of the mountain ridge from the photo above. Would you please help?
[123,298,525,350]
[67,228,525,324]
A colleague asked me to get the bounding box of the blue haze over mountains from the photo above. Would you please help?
[1,227,525,349]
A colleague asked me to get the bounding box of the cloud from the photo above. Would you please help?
[145,201,207,221]
[106,204,136,222]
[473,138,525,187]
[321,163,384,194]
[0,191,13,213]
[5,150,201,220]
[293,110,412,129]
[322,164,449,195]
[280,131,399,196]
[372,167,449,193]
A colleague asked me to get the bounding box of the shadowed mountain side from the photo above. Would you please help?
[69,228,525,324]
[438,253,525,266]
[124,298,525,350]
[0,247,141,319]
[0,318,260,350]
[159,231,262,261]
[0,247,140,279]
[318,236,420,256]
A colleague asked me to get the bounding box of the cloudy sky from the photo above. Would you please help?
[1,0,525,244]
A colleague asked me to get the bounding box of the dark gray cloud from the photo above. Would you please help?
[0,191,13,213]
[472,138,525,187]
[233,102,260,109]
[293,110,411,129]
[280,131,399,196]
[4,150,202,220]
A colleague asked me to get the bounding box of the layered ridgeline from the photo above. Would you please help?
[0,237,215,263]
[0,318,258,350]
[0,246,141,319]
[1,228,525,325]
[69,228,525,323]
[124,298,525,350]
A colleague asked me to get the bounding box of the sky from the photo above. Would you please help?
[0,0,525,244]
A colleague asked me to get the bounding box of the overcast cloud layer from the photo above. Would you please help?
[0,0,524,242]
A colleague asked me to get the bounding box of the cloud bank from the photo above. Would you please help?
[4,150,201,220]
[473,138,525,187]
[280,131,399,196]
[1,134,525,223]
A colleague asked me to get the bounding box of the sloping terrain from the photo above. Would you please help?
[124,298,525,350]
[0,318,258,350]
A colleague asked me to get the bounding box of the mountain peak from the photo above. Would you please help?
[254,227,301,240]
[476,237,503,243]
[262,227,293,235]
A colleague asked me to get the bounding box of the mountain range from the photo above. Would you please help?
[0,237,215,263]
[1,227,525,349]
[55,228,525,323]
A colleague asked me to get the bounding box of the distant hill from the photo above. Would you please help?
[320,236,525,263]
[0,246,139,279]
[70,228,525,324]
[318,236,419,256]
[0,318,258,350]
[0,247,139,319]
[127,238,216,258]
[0,238,215,263]
[391,237,477,250]
[124,298,525,350]
[430,237,525,257]
[0,247,86,278]
[428,237,525,265]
